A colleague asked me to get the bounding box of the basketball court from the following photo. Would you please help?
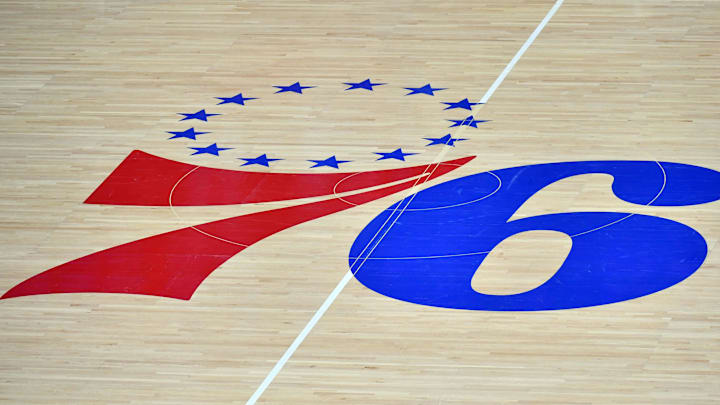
[1,0,719,403]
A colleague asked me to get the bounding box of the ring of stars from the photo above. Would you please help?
[168,80,489,168]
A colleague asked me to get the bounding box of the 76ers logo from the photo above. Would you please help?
[2,151,719,311]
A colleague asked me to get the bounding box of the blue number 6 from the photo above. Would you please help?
[349,161,720,311]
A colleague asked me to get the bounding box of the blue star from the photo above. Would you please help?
[374,148,418,161]
[344,79,386,91]
[274,82,315,94]
[216,93,258,105]
[167,127,210,140]
[448,115,489,128]
[189,143,233,156]
[308,156,352,169]
[404,84,446,96]
[178,109,221,121]
[424,134,467,147]
[239,154,283,167]
[442,98,482,110]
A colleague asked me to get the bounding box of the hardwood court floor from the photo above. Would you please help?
[1,0,719,404]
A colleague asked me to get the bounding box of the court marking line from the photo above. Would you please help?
[168,160,663,253]
[331,170,432,207]
[400,171,501,211]
[334,169,502,211]
[168,166,250,247]
[346,166,443,271]
[349,161,665,259]
[480,0,565,104]
[167,166,451,246]
[246,139,451,405]
[245,157,448,405]
[569,161,666,238]
[245,1,565,404]
[350,250,492,261]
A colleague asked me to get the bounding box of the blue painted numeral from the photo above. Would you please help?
[348,161,720,311]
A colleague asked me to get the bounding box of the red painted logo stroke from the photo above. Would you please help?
[2,151,473,300]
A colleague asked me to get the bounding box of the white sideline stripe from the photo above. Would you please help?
[246,1,565,403]
[479,0,564,104]
[245,271,354,405]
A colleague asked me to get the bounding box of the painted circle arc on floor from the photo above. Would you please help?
[349,160,720,311]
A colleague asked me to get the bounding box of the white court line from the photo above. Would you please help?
[480,0,565,104]
[246,159,446,405]
[168,166,250,247]
[402,171,501,211]
[333,169,501,211]
[350,250,493,261]
[569,161,666,238]
[246,1,565,403]
[349,160,666,259]
[168,165,431,247]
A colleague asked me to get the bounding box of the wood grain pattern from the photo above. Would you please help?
[1,0,718,403]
